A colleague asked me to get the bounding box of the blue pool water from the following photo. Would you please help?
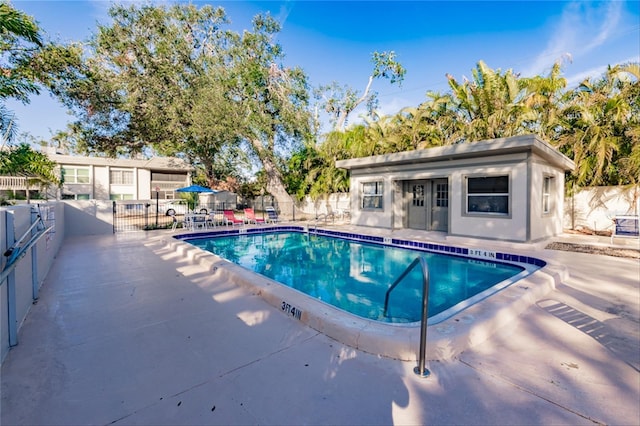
[186,231,527,323]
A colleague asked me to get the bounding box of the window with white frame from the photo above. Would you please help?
[110,193,134,201]
[61,166,90,184]
[361,181,383,209]
[110,169,134,185]
[542,175,554,214]
[466,175,509,215]
[61,193,90,200]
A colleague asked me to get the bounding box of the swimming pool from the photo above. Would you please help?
[181,229,539,324]
[173,225,556,360]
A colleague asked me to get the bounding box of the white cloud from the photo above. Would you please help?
[565,65,609,88]
[524,1,624,77]
[277,0,295,29]
[583,1,622,51]
[565,55,640,87]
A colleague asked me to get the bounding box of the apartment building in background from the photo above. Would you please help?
[0,148,193,201]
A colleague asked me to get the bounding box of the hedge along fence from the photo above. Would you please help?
[564,185,639,234]
[0,202,65,363]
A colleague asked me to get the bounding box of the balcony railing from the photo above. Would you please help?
[0,176,28,190]
[151,181,188,190]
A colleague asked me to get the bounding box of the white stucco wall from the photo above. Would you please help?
[349,174,394,229]
[1,202,65,362]
[449,157,529,242]
[63,200,114,236]
[349,152,535,240]
[93,166,110,199]
[529,159,566,241]
[137,168,152,199]
[339,135,574,242]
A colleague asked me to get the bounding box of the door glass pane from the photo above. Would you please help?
[412,185,424,207]
[436,183,448,207]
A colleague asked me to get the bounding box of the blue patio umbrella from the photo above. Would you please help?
[176,184,215,194]
[176,184,216,211]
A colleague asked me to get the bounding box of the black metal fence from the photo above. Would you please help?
[112,202,173,233]
[111,200,279,233]
[112,198,345,233]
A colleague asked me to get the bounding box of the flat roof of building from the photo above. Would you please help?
[47,153,193,172]
[336,134,575,171]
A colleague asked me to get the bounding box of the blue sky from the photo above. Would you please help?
[7,0,640,142]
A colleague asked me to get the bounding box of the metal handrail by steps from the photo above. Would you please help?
[384,256,431,378]
[1,206,53,347]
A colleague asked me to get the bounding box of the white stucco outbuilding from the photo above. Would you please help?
[336,134,575,243]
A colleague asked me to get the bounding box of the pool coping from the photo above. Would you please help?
[167,226,567,361]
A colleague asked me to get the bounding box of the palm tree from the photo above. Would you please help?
[557,63,639,186]
[612,63,640,185]
[404,91,459,148]
[0,3,44,145]
[362,114,406,155]
[0,144,60,202]
[445,61,528,142]
[0,104,17,147]
[519,61,567,141]
[0,3,43,99]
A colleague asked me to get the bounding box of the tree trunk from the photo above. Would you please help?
[262,153,295,217]
[252,138,294,218]
[335,110,349,132]
[334,75,375,132]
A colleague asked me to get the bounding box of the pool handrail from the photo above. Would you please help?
[384,256,431,378]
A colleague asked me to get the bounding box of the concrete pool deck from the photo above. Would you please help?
[1,227,639,425]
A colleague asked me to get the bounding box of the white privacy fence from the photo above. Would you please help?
[565,186,639,234]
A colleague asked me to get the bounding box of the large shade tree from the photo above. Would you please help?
[0,2,73,202]
[53,4,310,208]
[225,14,312,208]
[55,4,238,159]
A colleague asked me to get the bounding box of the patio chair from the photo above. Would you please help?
[244,208,265,225]
[265,206,279,223]
[223,209,244,226]
[207,211,227,228]
[186,213,207,230]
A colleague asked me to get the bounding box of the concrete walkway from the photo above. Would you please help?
[1,230,638,425]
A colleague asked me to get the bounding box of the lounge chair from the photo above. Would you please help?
[244,208,265,224]
[265,206,279,223]
[223,209,244,226]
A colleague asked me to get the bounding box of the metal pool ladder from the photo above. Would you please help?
[383,256,431,378]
